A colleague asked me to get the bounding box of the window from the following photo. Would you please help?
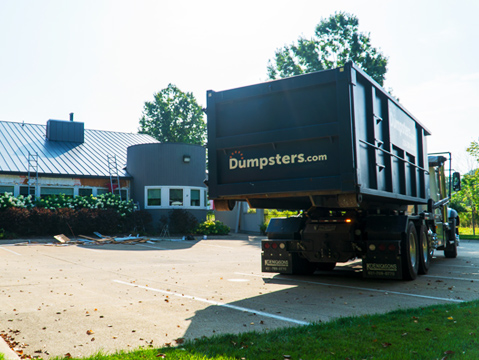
[41,187,74,199]
[191,189,200,207]
[118,189,128,200]
[169,189,183,206]
[147,189,162,206]
[20,186,35,197]
[0,186,14,194]
[145,186,207,209]
[97,188,109,195]
[79,188,93,197]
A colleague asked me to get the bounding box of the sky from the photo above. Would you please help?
[1,0,478,173]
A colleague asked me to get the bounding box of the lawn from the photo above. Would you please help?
[40,300,479,360]
[459,227,479,240]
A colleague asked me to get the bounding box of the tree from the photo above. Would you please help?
[139,84,206,145]
[467,140,479,161]
[267,12,388,85]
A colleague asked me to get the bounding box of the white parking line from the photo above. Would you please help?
[0,246,22,256]
[235,273,464,303]
[113,279,309,326]
[425,275,479,282]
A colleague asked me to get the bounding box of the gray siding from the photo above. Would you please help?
[127,143,207,228]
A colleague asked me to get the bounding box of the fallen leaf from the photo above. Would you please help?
[447,317,454,320]
[382,342,392,348]
[175,338,185,344]
[444,350,455,355]
[86,330,94,335]
[425,328,432,332]
[156,354,166,358]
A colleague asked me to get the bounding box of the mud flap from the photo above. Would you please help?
[262,240,316,274]
[262,251,292,273]
[362,240,403,279]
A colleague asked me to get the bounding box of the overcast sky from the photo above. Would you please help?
[1,0,478,173]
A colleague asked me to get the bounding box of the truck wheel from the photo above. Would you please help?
[289,254,317,275]
[444,219,457,258]
[317,262,336,271]
[418,225,431,274]
[402,221,419,280]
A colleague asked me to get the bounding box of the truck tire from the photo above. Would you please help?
[289,253,317,275]
[444,218,458,258]
[418,225,431,274]
[402,221,419,280]
[317,262,336,271]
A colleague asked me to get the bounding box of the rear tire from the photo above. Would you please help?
[418,225,431,275]
[444,218,458,258]
[317,262,336,271]
[288,253,317,275]
[402,221,419,280]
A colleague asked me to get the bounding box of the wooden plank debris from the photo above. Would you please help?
[50,234,151,245]
[54,234,71,243]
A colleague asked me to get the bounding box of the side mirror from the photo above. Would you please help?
[452,172,461,192]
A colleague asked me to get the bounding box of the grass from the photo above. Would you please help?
[45,300,479,360]
[459,227,479,239]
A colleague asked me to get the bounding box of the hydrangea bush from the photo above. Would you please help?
[0,192,135,216]
[0,192,149,237]
[0,193,34,209]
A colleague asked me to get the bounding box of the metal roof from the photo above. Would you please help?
[0,120,159,178]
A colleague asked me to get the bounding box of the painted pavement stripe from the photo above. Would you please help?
[113,279,309,326]
[235,272,464,303]
[424,275,478,282]
[0,246,22,256]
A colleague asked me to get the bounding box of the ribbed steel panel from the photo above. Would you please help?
[0,121,158,178]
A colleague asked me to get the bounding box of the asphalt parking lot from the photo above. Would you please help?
[1,235,479,359]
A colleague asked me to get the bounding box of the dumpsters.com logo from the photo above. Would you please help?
[229,150,327,170]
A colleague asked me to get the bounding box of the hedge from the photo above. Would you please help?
[0,192,152,237]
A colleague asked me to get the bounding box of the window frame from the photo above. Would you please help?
[144,186,208,210]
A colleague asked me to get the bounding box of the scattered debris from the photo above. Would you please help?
[11,233,190,247]
[54,234,71,243]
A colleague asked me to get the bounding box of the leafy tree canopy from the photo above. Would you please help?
[139,84,206,145]
[267,12,388,85]
[467,140,479,162]
[451,169,479,213]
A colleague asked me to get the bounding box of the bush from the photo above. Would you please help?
[194,220,230,235]
[159,209,199,235]
[0,193,152,237]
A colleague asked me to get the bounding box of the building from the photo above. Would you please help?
[127,142,209,224]
[0,118,208,227]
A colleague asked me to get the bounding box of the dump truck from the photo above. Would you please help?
[206,62,461,280]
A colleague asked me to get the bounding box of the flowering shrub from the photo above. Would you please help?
[35,193,136,216]
[0,192,34,209]
[194,220,230,235]
[0,193,149,237]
